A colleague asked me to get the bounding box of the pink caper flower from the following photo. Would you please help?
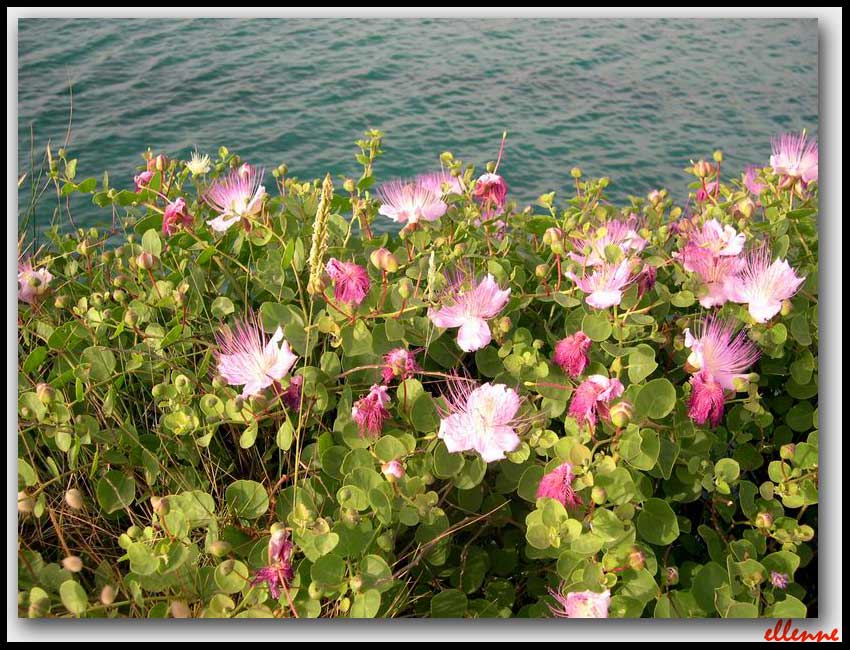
[326,258,371,306]
[250,528,294,600]
[553,331,592,378]
[351,385,391,438]
[134,170,154,193]
[381,460,405,480]
[162,197,193,236]
[770,131,818,185]
[547,586,611,618]
[472,172,508,218]
[536,462,582,509]
[428,272,511,352]
[381,348,420,384]
[568,375,624,430]
[687,370,727,427]
[17,258,54,305]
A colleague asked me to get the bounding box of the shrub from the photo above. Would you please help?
[17,132,818,618]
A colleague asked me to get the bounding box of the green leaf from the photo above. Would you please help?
[627,344,658,383]
[311,554,346,588]
[692,562,727,614]
[430,589,468,618]
[581,313,612,342]
[142,228,162,258]
[634,378,676,420]
[211,296,235,319]
[96,470,136,514]
[225,480,269,520]
[714,458,741,483]
[764,595,807,618]
[636,498,679,545]
[82,346,117,383]
[410,393,439,432]
[619,428,660,471]
[433,441,465,479]
[215,560,249,594]
[127,542,159,576]
[350,589,382,618]
[59,580,88,616]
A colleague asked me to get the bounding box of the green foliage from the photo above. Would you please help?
[16,134,818,619]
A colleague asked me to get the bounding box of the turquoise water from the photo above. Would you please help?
[18,18,818,230]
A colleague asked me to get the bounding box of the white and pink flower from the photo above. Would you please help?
[204,164,266,232]
[428,273,510,352]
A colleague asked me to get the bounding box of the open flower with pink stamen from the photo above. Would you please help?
[725,246,805,323]
[437,377,523,463]
[553,331,592,378]
[472,172,508,218]
[547,586,611,618]
[417,171,463,197]
[744,165,766,196]
[675,219,745,271]
[214,312,298,399]
[204,164,266,232]
[536,461,582,509]
[250,528,295,600]
[566,259,637,310]
[770,131,818,184]
[683,247,745,308]
[683,316,760,392]
[428,272,511,352]
[376,177,448,225]
[326,258,371,306]
[687,370,727,427]
[381,348,420,384]
[162,197,193,236]
[351,384,391,438]
[18,258,54,305]
[568,217,647,268]
[568,375,624,430]
[134,170,154,193]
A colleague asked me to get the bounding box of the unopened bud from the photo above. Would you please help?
[535,263,549,279]
[54,295,70,309]
[18,490,35,514]
[609,401,633,428]
[628,547,646,571]
[370,247,399,272]
[713,150,723,163]
[664,566,679,586]
[570,167,582,179]
[397,278,412,300]
[349,575,364,594]
[381,460,405,480]
[496,316,512,335]
[591,486,607,505]
[136,251,157,270]
[154,154,168,172]
[170,601,191,618]
[780,300,793,317]
[308,582,324,600]
[737,198,755,219]
[127,525,142,539]
[100,585,116,605]
[36,383,55,405]
[780,443,796,460]
[62,555,83,573]
[648,190,662,206]
[755,512,773,529]
[209,540,232,558]
[693,160,714,178]
[343,178,356,193]
[64,488,83,510]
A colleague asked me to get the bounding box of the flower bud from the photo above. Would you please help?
[713,150,723,163]
[496,316,512,335]
[779,443,796,460]
[570,167,582,179]
[170,601,191,618]
[127,525,142,539]
[100,585,116,606]
[736,197,755,219]
[136,251,157,271]
[36,383,55,405]
[535,263,548,279]
[343,178,356,193]
[209,540,232,558]
[664,566,679,586]
[755,511,773,529]
[54,295,70,309]
[370,247,399,272]
[18,490,35,514]
[591,486,607,505]
[153,154,168,172]
[628,547,646,571]
[693,160,714,178]
[62,555,83,573]
[349,575,364,594]
[381,460,405,480]
[648,190,662,206]
[64,488,83,510]
[780,299,793,317]
[397,278,412,300]
[609,401,633,428]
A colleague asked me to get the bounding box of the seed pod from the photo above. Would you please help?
[62,555,83,573]
[100,585,116,605]
[64,488,83,510]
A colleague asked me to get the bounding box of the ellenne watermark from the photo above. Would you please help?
[764,619,841,642]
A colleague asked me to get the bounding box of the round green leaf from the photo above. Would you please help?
[636,498,679,545]
[635,378,676,420]
[430,589,468,618]
[59,580,88,616]
[96,470,136,514]
[225,480,269,520]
